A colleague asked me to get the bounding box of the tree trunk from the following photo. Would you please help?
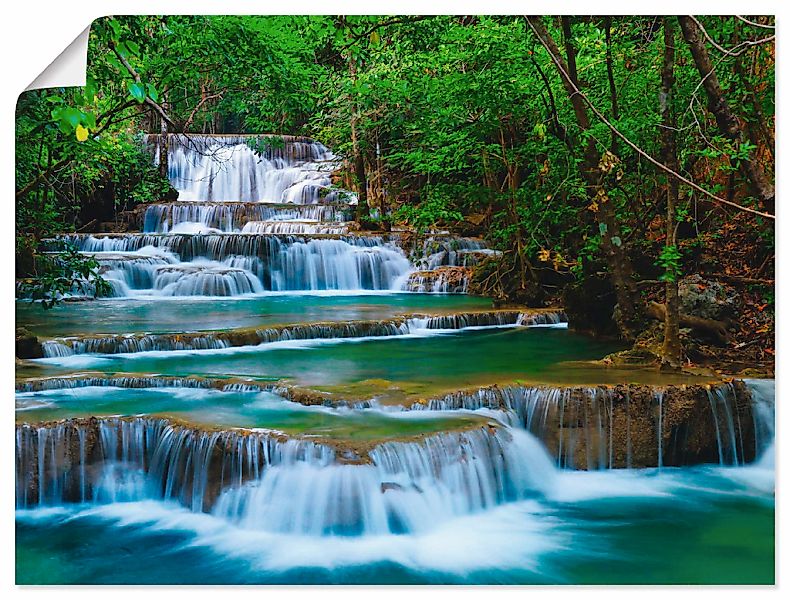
[158,93,169,181]
[528,16,643,340]
[678,16,774,213]
[347,57,370,222]
[659,18,683,370]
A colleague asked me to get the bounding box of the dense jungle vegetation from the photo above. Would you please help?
[15,15,775,371]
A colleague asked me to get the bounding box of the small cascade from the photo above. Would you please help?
[706,383,747,466]
[39,311,567,357]
[744,379,775,460]
[149,134,351,204]
[152,263,264,296]
[241,221,352,235]
[415,310,566,330]
[16,375,255,393]
[40,320,410,356]
[412,381,758,469]
[15,416,333,510]
[209,427,555,536]
[405,266,472,293]
[142,202,353,233]
[414,237,496,270]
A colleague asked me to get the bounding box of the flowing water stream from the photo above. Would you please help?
[16,135,775,584]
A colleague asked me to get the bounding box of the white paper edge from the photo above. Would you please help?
[24,25,90,91]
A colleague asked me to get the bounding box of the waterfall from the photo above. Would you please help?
[142,202,353,233]
[16,416,334,510]
[405,267,471,293]
[213,427,554,536]
[150,134,351,204]
[411,381,759,469]
[38,311,567,357]
[29,134,506,299]
[414,237,496,269]
[16,416,556,535]
[744,379,775,460]
[50,233,413,295]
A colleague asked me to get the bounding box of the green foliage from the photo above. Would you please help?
[19,245,112,308]
[656,245,684,282]
[394,186,464,233]
[14,15,775,310]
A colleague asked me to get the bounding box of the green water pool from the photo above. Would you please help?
[17,293,494,337]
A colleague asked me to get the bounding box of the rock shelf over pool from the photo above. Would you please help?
[413,380,760,469]
[16,374,766,471]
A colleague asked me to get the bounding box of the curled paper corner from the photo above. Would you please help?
[25,25,91,91]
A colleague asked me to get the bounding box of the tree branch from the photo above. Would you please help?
[108,40,177,128]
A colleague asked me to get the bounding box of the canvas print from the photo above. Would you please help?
[14,15,775,584]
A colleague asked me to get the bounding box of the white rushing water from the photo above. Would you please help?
[28,135,498,298]
[15,380,775,581]
[155,134,350,204]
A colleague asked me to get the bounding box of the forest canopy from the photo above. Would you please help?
[15,15,775,368]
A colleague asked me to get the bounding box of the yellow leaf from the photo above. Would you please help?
[537,248,551,262]
[75,124,89,142]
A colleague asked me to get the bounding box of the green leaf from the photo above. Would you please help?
[125,40,140,56]
[611,235,621,247]
[599,222,608,236]
[127,82,147,103]
[146,83,159,103]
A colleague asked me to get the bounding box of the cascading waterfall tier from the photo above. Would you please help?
[15,375,372,409]
[16,376,769,472]
[49,233,412,294]
[16,375,253,393]
[405,266,473,293]
[39,310,567,357]
[142,202,353,233]
[147,134,352,204]
[15,416,333,510]
[412,381,762,469]
[413,237,499,270]
[16,416,555,536]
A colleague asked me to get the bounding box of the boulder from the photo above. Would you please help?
[679,275,737,322]
[16,327,44,359]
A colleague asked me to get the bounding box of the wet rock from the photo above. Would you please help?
[16,327,43,359]
[679,275,737,322]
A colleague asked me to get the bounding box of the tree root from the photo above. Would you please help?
[646,301,730,345]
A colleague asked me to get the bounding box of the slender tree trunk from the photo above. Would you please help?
[678,16,775,213]
[158,93,169,181]
[347,57,370,222]
[528,16,643,340]
[659,18,682,370]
